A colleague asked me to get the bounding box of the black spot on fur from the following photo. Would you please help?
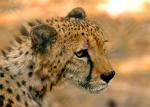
[0,84,4,89]
[25,101,29,107]
[8,99,14,104]
[6,103,12,107]
[28,21,36,27]
[40,76,47,81]
[25,51,29,55]
[16,94,21,102]
[6,99,14,107]
[15,37,22,44]
[28,86,32,91]
[81,32,84,35]
[19,51,23,55]
[0,73,4,77]
[39,86,47,98]
[57,60,60,64]
[28,72,33,77]
[16,81,21,87]
[21,80,26,86]
[20,26,29,36]
[10,75,14,80]
[28,64,33,70]
[35,90,44,99]
[1,50,7,58]
[6,88,13,94]
[5,80,10,84]
[22,91,26,95]
[0,95,4,107]
[4,67,9,71]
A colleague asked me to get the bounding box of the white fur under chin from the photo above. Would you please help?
[82,81,108,93]
[87,83,107,93]
[68,79,108,93]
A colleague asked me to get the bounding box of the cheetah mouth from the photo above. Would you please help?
[79,80,108,93]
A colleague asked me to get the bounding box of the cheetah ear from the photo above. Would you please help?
[31,24,57,54]
[66,7,87,19]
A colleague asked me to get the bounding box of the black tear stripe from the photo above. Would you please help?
[57,61,70,82]
[79,53,93,88]
[86,54,93,82]
[61,61,69,74]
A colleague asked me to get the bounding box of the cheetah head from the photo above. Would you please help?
[30,7,115,93]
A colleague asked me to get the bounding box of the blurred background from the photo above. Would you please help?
[0,0,150,107]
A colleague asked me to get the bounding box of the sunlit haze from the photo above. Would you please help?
[96,0,150,17]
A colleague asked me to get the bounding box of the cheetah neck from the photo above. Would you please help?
[0,38,33,75]
[0,38,50,102]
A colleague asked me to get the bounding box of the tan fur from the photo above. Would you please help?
[0,7,115,107]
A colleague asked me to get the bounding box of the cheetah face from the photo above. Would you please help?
[61,8,115,93]
[62,35,115,93]
[30,7,115,93]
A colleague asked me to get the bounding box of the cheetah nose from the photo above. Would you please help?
[100,71,115,83]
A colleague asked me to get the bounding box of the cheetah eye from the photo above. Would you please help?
[75,49,88,58]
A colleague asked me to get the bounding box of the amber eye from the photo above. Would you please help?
[75,49,88,58]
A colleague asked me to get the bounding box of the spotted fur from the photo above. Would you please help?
[0,7,115,107]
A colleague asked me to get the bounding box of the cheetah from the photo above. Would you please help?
[0,7,115,107]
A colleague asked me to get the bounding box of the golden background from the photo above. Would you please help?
[0,0,150,107]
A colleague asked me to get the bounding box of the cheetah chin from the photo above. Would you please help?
[79,81,108,93]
